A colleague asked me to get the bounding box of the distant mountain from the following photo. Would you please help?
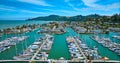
[27,14,100,21]
[27,15,66,21]
[27,14,120,22]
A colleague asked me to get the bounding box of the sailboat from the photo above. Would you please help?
[0,33,2,38]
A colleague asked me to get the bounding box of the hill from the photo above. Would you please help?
[27,14,120,22]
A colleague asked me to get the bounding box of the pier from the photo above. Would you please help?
[67,28,87,61]
[74,38,87,60]
[30,40,47,62]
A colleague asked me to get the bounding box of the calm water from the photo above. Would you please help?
[0,20,51,30]
[0,21,120,61]
[79,34,120,60]
[66,27,120,60]
[0,28,42,59]
[48,33,70,60]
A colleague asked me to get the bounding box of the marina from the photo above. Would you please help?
[0,36,28,53]
[66,36,87,61]
[13,34,54,61]
[0,21,120,63]
[91,35,120,56]
[0,0,120,62]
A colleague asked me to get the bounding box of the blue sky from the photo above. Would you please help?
[0,0,120,20]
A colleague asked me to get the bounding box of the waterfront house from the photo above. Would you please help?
[74,27,87,33]
[109,27,120,32]
[11,30,21,33]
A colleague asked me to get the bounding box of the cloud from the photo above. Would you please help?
[39,8,79,16]
[63,0,120,15]
[0,4,47,15]
[64,0,80,11]
[105,3,120,10]
[82,0,120,11]
[64,0,120,12]
[82,0,99,7]
[0,5,16,11]
[18,0,53,6]
[0,7,15,11]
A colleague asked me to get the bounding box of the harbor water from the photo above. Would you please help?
[0,21,120,61]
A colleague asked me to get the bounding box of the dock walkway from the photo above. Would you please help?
[74,38,87,63]
[30,40,47,62]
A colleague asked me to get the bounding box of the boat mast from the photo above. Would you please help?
[15,32,18,55]
[21,33,24,53]
[15,41,18,55]
[24,32,27,49]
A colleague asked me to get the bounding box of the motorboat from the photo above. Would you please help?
[112,35,120,40]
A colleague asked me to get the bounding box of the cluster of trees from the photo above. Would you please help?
[86,14,120,23]
[27,14,120,22]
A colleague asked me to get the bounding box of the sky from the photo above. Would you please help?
[0,0,120,20]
